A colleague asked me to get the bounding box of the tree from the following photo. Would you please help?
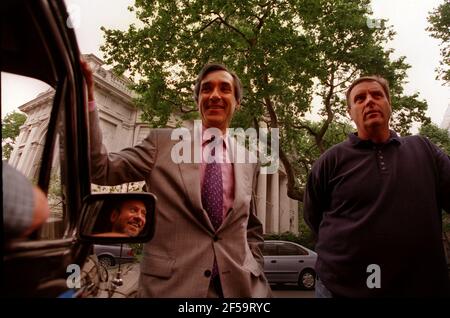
[420,122,450,257]
[2,111,26,160]
[427,0,450,85]
[101,0,430,200]
[419,123,450,155]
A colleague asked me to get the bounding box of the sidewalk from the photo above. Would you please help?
[97,262,140,298]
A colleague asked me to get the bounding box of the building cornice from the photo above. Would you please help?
[18,89,54,113]
[83,53,137,105]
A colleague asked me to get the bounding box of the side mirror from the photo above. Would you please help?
[78,193,156,243]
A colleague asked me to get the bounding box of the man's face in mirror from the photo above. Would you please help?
[110,200,147,237]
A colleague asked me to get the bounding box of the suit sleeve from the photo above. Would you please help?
[89,109,157,185]
[247,163,265,269]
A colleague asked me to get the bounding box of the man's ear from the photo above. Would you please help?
[110,210,119,223]
[387,102,392,118]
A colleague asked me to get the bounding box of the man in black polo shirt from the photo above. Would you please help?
[303,75,450,297]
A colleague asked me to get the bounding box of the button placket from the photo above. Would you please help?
[376,148,388,172]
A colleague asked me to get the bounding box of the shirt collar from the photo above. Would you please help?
[201,125,231,149]
[348,130,402,148]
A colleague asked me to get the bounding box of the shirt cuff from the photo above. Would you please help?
[88,101,96,112]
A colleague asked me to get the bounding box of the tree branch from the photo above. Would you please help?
[291,123,318,137]
[160,97,197,114]
[193,17,220,35]
[215,13,252,46]
[334,69,358,88]
[316,72,335,153]
[279,147,304,201]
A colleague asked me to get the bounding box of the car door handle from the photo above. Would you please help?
[270,260,277,263]
[298,260,304,263]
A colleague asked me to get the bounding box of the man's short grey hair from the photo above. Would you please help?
[346,75,391,108]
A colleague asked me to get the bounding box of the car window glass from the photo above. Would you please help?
[2,73,68,240]
[296,246,308,255]
[2,73,51,176]
[278,243,304,255]
[38,131,67,240]
[262,243,278,256]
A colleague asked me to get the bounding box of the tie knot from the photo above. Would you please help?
[204,136,223,161]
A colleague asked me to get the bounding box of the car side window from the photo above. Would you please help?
[3,73,68,240]
[278,243,306,255]
[296,246,308,256]
[262,243,278,256]
[38,126,67,240]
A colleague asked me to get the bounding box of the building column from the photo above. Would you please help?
[17,126,37,176]
[8,125,26,167]
[290,198,299,234]
[256,172,267,233]
[26,142,40,178]
[267,171,280,233]
[278,174,289,233]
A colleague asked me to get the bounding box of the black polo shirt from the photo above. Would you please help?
[304,131,450,297]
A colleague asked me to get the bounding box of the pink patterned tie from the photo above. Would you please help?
[202,145,223,278]
[202,147,223,230]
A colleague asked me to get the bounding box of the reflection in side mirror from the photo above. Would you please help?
[79,193,156,243]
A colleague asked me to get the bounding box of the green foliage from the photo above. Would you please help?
[48,170,62,197]
[130,243,144,256]
[2,143,13,161]
[284,119,354,187]
[390,94,430,136]
[443,213,450,234]
[101,0,430,200]
[264,229,315,251]
[427,1,450,84]
[265,202,315,250]
[1,111,26,139]
[1,111,27,160]
[419,122,450,155]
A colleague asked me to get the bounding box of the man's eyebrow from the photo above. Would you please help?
[354,92,365,99]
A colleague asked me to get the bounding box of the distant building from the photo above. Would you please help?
[9,54,298,234]
[441,104,450,132]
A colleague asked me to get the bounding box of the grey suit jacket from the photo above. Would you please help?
[89,110,272,297]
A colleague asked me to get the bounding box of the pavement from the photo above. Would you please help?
[96,262,140,298]
[94,262,315,298]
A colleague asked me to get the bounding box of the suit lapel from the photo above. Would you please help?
[225,140,252,224]
[177,132,215,231]
[230,163,250,212]
[177,130,253,231]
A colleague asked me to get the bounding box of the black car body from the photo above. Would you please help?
[1,0,154,297]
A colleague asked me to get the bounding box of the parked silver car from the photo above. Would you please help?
[262,240,317,290]
[93,244,137,267]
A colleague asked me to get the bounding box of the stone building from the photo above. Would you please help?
[441,104,450,133]
[9,54,298,234]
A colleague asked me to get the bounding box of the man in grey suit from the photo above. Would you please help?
[81,60,272,298]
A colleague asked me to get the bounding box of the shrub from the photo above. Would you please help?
[264,230,316,251]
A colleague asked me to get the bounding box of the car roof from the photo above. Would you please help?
[1,0,77,86]
[264,240,316,255]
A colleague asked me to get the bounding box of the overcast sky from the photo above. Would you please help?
[2,0,449,128]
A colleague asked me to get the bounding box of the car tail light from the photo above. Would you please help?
[127,249,134,257]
